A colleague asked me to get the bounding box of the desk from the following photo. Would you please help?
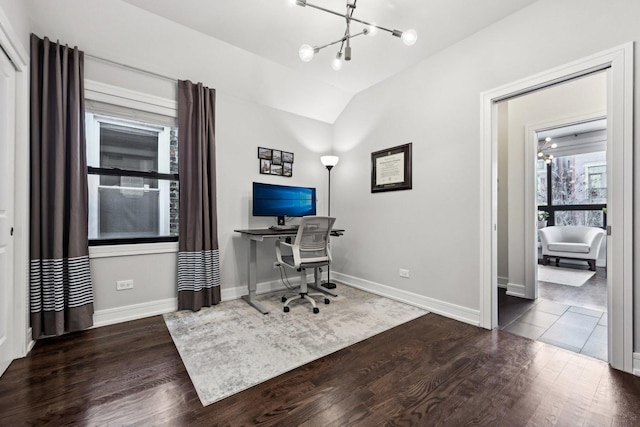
[234,228,344,314]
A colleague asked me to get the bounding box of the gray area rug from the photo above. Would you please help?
[164,285,427,406]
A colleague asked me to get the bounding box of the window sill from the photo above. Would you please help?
[89,241,178,259]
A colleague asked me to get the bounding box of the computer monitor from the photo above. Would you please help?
[252,182,316,225]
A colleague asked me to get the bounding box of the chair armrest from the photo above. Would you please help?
[585,228,605,258]
[275,240,301,268]
[538,228,552,247]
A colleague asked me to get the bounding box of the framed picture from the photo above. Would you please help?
[371,143,412,193]
[271,163,283,175]
[272,150,282,165]
[282,151,294,163]
[283,162,292,177]
[258,147,272,160]
[259,159,271,174]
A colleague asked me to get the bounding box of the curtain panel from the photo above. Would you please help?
[29,34,94,338]
[177,80,221,311]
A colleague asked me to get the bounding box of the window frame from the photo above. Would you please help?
[84,80,179,247]
[537,155,606,228]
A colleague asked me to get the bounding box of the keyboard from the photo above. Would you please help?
[269,225,299,231]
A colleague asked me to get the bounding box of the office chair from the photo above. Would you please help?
[275,216,336,313]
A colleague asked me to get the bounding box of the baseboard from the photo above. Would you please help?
[93,298,178,328]
[497,276,509,289]
[92,274,313,328]
[506,282,526,298]
[633,353,640,376]
[25,327,35,354]
[331,272,480,326]
[221,274,314,301]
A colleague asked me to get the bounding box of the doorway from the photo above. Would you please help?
[480,44,634,373]
[495,76,609,360]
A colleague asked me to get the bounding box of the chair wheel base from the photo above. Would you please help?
[313,307,319,314]
[284,306,290,313]
[324,298,330,304]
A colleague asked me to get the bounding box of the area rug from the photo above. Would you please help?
[537,265,595,287]
[163,285,427,406]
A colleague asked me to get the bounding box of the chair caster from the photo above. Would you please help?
[281,296,287,303]
[284,306,290,313]
[313,307,319,314]
[324,298,330,304]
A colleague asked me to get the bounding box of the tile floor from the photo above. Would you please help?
[498,266,608,362]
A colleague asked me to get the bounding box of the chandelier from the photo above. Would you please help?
[293,0,417,71]
[538,137,557,164]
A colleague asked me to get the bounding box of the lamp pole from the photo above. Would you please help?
[320,156,339,289]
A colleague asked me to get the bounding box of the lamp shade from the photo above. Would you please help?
[320,156,339,168]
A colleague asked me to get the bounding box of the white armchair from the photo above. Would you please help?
[538,226,605,271]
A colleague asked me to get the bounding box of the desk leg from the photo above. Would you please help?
[308,268,338,297]
[241,238,269,314]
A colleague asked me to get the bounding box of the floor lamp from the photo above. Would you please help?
[320,155,339,289]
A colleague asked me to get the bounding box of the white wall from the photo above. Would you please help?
[0,0,28,48]
[26,0,350,124]
[504,73,607,298]
[26,0,333,318]
[332,0,640,335]
[497,102,509,286]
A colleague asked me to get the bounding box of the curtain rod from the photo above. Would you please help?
[84,53,178,84]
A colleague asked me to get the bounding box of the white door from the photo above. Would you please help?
[0,48,16,377]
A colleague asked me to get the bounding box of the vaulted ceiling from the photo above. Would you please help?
[122,0,538,97]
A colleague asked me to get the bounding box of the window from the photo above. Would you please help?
[86,114,179,244]
[537,150,606,228]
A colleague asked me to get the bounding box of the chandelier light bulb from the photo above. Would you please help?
[401,29,417,46]
[299,44,315,62]
[538,151,544,157]
[368,23,378,36]
[545,137,552,142]
[551,143,558,149]
[331,52,343,71]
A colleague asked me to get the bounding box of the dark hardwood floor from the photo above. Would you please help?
[2,312,640,426]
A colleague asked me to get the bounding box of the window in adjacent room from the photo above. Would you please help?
[536,124,607,229]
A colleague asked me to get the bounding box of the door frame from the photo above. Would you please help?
[0,10,30,366]
[480,43,634,373]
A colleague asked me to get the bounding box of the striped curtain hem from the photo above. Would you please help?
[30,255,94,337]
[178,249,221,311]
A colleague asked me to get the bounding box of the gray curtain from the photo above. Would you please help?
[29,34,94,338]
[177,80,221,311]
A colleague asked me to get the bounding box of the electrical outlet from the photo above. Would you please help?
[399,269,410,278]
[116,279,134,290]
[273,262,281,269]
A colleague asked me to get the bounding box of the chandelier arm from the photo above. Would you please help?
[302,1,397,35]
[315,30,368,52]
